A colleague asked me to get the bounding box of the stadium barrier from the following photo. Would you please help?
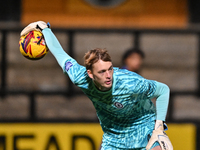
[0,123,196,150]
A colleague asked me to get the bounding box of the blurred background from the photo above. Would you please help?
[0,0,200,149]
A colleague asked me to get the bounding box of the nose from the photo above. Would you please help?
[106,71,111,78]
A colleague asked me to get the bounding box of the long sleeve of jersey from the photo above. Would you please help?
[42,28,87,85]
[42,28,71,70]
[153,81,170,121]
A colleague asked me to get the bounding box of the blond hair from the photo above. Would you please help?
[84,48,112,70]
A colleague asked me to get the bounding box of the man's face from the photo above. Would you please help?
[87,60,113,91]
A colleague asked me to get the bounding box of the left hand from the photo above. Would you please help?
[146,120,173,150]
[20,21,50,36]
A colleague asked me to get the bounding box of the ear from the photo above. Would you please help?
[87,69,93,79]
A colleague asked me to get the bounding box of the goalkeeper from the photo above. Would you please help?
[21,21,173,150]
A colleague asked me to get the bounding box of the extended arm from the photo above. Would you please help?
[42,28,71,70]
[20,21,87,84]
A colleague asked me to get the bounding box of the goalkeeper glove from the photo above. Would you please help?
[146,120,173,150]
[20,21,50,36]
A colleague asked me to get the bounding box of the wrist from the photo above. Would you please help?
[155,120,164,130]
[155,120,168,131]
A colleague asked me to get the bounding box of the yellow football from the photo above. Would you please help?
[19,30,49,60]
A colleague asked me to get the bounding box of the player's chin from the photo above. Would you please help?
[104,82,112,88]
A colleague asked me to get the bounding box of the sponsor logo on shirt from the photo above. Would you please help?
[65,61,73,71]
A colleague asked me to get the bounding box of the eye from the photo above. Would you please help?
[109,66,113,71]
[99,70,105,74]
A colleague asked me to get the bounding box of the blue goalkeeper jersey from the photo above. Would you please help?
[42,28,170,149]
[65,58,157,129]
[65,58,157,148]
